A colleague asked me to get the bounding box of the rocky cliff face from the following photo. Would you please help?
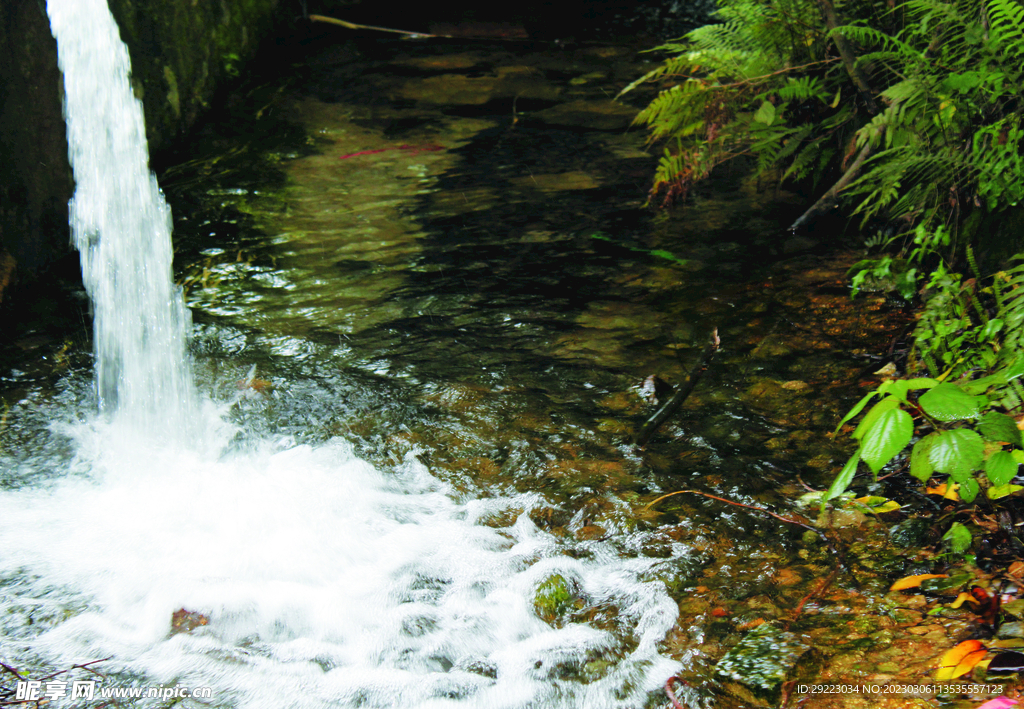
[0,0,280,303]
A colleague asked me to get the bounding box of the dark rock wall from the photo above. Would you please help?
[0,0,281,303]
[0,0,73,297]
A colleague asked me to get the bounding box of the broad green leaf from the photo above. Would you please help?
[860,408,914,475]
[929,429,985,481]
[754,100,776,125]
[980,318,1004,340]
[1015,450,1024,465]
[960,373,1008,395]
[853,395,902,440]
[823,452,860,509]
[959,477,980,502]
[943,522,973,554]
[919,383,984,421]
[833,391,880,436]
[887,378,939,403]
[986,450,1019,486]
[910,434,938,482]
[978,411,1024,446]
[988,484,1024,500]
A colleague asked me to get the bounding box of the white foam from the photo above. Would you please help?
[0,427,679,708]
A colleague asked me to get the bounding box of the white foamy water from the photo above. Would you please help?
[0,0,682,706]
[0,431,680,708]
[47,0,196,441]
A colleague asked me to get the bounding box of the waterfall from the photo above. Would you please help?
[47,0,196,440]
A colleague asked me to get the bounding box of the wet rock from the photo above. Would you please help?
[171,608,209,635]
[390,53,486,71]
[392,73,562,105]
[531,100,638,131]
[511,171,600,191]
[533,573,585,625]
[716,622,811,692]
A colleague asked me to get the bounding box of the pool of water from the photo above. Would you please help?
[0,29,910,709]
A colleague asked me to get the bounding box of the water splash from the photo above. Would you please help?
[47,0,196,440]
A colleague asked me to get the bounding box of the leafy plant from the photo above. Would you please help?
[827,368,1024,508]
[625,0,1024,238]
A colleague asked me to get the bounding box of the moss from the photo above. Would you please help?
[105,0,281,152]
[533,574,585,624]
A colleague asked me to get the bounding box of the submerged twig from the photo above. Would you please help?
[634,329,720,446]
[308,14,443,38]
[644,488,843,558]
[665,675,692,709]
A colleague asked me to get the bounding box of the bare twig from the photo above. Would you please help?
[308,14,443,38]
[817,0,879,114]
[789,129,881,231]
[634,329,720,446]
[665,676,691,709]
[644,488,843,559]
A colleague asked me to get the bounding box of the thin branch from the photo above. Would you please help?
[652,58,841,91]
[665,676,692,709]
[634,329,720,446]
[788,128,883,231]
[817,0,880,114]
[308,14,443,38]
[644,488,844,558]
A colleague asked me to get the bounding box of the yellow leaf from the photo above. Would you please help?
[949,592,975,609]
[936,639,986,680]
[891,574,949,591]
[926,483,960,500]
[853,496,901,514]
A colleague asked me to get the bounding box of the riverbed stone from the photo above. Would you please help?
[531,99,638,131]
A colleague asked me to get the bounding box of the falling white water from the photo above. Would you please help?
[47,0,196,440]
[0,1,684,707]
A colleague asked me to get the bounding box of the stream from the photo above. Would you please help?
[0,12,923,709]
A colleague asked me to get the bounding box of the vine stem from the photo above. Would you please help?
[665,676,691,709]
[644,489,843,557]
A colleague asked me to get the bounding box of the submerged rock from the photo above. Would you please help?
[716,622,810,691]
[531,99,638,131]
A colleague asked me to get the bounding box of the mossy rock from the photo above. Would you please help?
[716,622,810,694]
[533,573,585,625]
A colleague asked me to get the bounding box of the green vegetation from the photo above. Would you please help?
[626,0,1024,555]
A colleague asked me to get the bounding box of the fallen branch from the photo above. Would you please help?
[817,0,880,115]
[643,488,843,558]
[634,329,720,446]
[308,15,443,38]
[788,130,881,232]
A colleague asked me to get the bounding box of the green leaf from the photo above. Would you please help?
[834,391,881,435]
[987,450,1020,486]
[918,383,984,421]
[959,478,980,503]
[754,100,776,126]
[888,378,939,403]
[860,408,914,475]
[929,429,985,482]
[988,484,1024,500]
[978,411,1024,446]
[823,452,860,509]
[943,522,973,554]
[910,434,938,482]
[853,396,902,440]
